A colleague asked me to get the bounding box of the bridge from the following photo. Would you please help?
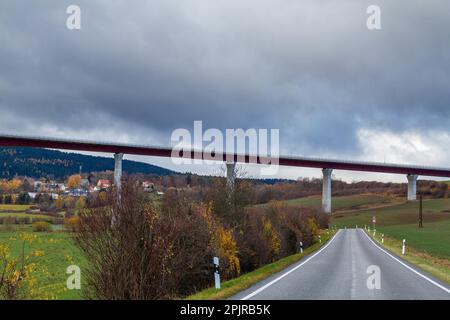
[1,133,450,213]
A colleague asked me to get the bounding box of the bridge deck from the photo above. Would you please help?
[1,134,450,177]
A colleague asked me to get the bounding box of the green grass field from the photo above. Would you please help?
[0,204,83,299]
[0,231,85,299]
[0,204,32,211]
[376,220,450,258]
[282,194,390,211]
[0,203,65,227]
[0,212,55,220]
[0,203,52,221]
[331,198,450,258]
[255,194,392,212]
[332,198,450,227]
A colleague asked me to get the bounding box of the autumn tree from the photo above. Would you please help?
[67,174,81,189]
[0,179,22,194]
[75,196,86,212]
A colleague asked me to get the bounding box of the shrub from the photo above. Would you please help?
[16,192,31,205]
[237,203,329,273]
[74,182,177,299]
[3,194,12,204]
[2,217,16,232]
[162,202,217,296]
[239,210,281,271]
[16,216,31,225]
[64,216,80,232]
[32,221,52,232]
[73,182,223,299]
[215,226,240,279]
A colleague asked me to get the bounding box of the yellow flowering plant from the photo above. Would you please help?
[0,233,63,300]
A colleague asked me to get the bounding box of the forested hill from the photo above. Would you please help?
[0,147,175,179]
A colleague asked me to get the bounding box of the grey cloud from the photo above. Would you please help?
[0,0,450,159]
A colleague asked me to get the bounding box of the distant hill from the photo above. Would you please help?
[0,147,175,179]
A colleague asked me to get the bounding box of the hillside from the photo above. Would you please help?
[0,147,175,179]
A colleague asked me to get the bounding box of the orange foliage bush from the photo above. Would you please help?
[215,226,240,279]
[64,216,80,232]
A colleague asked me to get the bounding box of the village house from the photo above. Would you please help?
[97,179,111,190]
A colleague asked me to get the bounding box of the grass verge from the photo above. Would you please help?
[366,230,450,286]
[186,229,336,300]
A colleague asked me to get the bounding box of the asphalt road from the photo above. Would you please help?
[231,229,450,300]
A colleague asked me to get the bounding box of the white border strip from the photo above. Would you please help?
[362,230,450,294]
[241,229,342,300]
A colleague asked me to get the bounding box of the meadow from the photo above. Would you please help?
[0,230,85,299]
[283,193,391,211]
[0,204,84,299]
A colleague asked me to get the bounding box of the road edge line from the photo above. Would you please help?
[361,229,450,294]
[241,229,342,300]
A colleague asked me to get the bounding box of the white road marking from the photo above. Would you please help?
[350,231,357,299]
[361,229,450,294]
[241,229,342,300]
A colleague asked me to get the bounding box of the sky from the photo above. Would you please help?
[1,0,450,182]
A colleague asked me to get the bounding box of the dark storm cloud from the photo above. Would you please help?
[1,0,450,157]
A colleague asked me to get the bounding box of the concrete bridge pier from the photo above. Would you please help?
[226,161,236,189]
[407,174,418,201]
[111,152,124,226]
[322,168,333,214]
[114,153,124,193]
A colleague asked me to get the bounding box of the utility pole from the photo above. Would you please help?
[419,193,423,228]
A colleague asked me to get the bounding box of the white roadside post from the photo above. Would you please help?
[373,229,376,237]
[402,239,406,255]
[381,234,384,244]
[299,241,303,254]
[319,235,322,243]
[213,257,220,289]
